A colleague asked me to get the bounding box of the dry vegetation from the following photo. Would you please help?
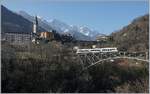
[1,41,149,93]
[111,14,149,52]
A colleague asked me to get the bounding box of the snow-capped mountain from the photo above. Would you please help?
[47,19,71,33]
[78,26,101,39]
[79,26,90,36]
[18,11,105,41]
[47,19,103,40]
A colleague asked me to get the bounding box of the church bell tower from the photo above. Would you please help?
[32,16,39,44]
[33,16,38,34]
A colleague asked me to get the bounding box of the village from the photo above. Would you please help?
[1,1,149,93]
[2,16,113,49]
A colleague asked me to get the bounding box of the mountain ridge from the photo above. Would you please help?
[1,5,45,34]
[18,10,105,41]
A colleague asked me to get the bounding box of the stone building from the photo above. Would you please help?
[3,32,32,45]
[40,31,54,40]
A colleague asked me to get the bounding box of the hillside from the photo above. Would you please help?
[1,41,148,93]
[111,14,149,52]
[1,5,45,34]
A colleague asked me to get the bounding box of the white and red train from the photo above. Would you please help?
[76,47,118,54]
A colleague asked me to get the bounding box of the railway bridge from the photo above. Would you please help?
[77,51,149,69]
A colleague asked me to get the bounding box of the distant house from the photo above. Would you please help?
[3,32,32,45]
[40,31,54,40]
[96,35,109,42]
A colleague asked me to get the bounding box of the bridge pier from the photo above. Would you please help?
[123,52,126,57]
[146,52,149,60]
[77,54,84,69]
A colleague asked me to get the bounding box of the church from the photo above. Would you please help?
[2,16,55,45]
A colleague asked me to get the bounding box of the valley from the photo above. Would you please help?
[1,4,149,93]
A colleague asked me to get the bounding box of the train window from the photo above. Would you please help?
[91,50,100,51]
[102,49,107,51]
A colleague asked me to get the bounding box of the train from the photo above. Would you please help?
[76,47,118,54]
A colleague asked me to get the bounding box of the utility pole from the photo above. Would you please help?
[123,52,125,57]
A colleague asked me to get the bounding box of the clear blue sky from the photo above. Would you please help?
[1,0,149,35]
